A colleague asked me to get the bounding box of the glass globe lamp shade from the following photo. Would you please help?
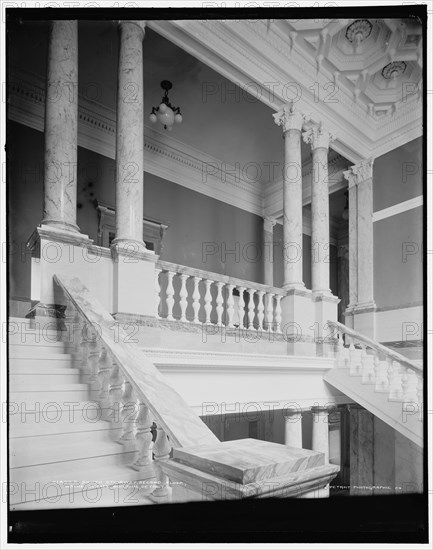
[149,113,157,124]
[175,113,183,124]
[157,106,175,129]
[159,103,167,113]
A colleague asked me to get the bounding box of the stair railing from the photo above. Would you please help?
[328,320,423,408]
[54,274,219,501]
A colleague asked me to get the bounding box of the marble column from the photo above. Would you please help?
[284,409,303,448]
[303,124,335,296]
[343,159,376,337]
[263,217,276,286]
[311,406,330,497]
[344,159,375,307]
[42,20,79,232]
[273,104,306,290]
[113,20,146,251]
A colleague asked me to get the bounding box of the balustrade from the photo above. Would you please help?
[330,320,423,409]
[155,261,285,333]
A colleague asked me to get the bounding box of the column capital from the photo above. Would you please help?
[118,20,146,38]
[273,103,307,133]
[343,158,374,188]
[263,216,277,232]
[302,123,336,151]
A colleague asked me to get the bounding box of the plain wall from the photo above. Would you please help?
[372,137,423,310]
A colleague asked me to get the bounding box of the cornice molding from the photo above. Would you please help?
[8,67,263,217]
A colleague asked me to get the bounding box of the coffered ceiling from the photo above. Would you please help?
[285,18,422,117]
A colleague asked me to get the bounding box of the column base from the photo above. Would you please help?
[280,287,314,342]
[40,219,81,234]
[313,293,340,352]
[111,245,158,317]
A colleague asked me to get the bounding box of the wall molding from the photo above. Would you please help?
[8,67,264,217]
[373,195,423,222]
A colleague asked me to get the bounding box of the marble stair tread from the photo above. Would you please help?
[172,438,325,485]
[10,417,120,438]
[10,465,157,509]
[10,432,135,468]
[10,481,155,510]
[8,451,140,485]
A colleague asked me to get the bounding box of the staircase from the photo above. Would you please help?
[9,318,155,510]
[324,321,423,448]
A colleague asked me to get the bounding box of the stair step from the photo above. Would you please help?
[9,356,78,369]
[8,401,110,426]
[9,342,70,354]
[9,450,140,489]
[9,464,156,509]
[10,369,81,385]
[10,385,90,404]
[10,416,120,438]
[10,431,136,468]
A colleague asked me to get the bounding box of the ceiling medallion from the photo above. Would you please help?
[381,61,407,80]
[345,19,373,45]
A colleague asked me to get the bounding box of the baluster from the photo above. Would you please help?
[402,368,418,405]
[120,381,138,442]
[87,330,101,393]
[204,279,213,324]
[97,347,113,419]
[265,292,274,331]
[237,286,246,329]
[226,284,235,328]
[361,346,375,384]
[256,291,265,331]
[132,403,154,471]
[166,271,175,321]
[155,268,162,318]
[215,282,224,327]
[247,288,256,330]
[374,355,389,393]
[64,301,80,355]
[151,425,172,501]
[108,364,124,428]
[349,341,360,376]
[336,331,345,367]
[179,273,189,322]
[79,323,91,378]
[274,294,282,333]
[388,360,403,401]
[192,277,202,323]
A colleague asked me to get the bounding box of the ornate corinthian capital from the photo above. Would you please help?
[302,122,336,150]
[343,158,374,188]
[273,103,306,133]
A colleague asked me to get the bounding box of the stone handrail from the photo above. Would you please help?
[329,320,422,407]
[328,320,422,374]
[155,260,286,331]
[54,274,219,450]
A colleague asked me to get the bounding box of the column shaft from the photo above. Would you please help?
[114,21,146,249]
[303,125,335,295]
[348,181,358,306]
[357,176,374,305]
[311,146,330,294]
[42,20,79,232]
[273,105,305,289]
